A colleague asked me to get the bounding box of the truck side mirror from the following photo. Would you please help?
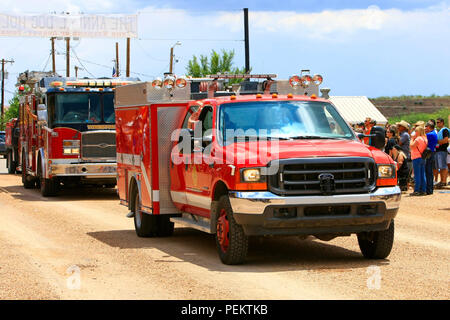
[369,126,386,150]
[37,104,48,125]
[13,127,20,138]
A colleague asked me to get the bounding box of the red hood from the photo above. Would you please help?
[220,138,392,166]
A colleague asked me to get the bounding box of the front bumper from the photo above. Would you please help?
[229,186,401,236]
[49,162,117,178]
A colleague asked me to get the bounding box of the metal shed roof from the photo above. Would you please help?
[329,96,387,125]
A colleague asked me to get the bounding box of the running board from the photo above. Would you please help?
[171,213,212,234]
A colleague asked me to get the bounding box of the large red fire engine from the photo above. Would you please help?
[115,72,401,265]
[16,71,139,196]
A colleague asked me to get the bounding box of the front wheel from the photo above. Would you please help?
[357,220,395,259]
[40,177,59,197]
[215,195,248,265]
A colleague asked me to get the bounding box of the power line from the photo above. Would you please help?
[138,38,244,42]
[70,47,96,78]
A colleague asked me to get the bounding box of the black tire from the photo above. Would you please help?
[214,195,248,265]
[357,220,395,259]
[40,177,59,197]
[133,191,174,237]
[7,151,16,174]
[22,154,35,189]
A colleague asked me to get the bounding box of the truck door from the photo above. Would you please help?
[185,106,214,214]
[170,105,199,212]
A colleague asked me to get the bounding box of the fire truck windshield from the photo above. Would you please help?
[218,101,355,143]
[48,92,115,126]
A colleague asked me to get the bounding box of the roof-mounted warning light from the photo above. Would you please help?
[289,71,323,88]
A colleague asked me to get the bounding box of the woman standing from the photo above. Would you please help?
[385,125,399,156]
[410,126,428,196]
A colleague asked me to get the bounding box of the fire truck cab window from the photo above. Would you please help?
[200,107,213,134]
[218,101,354,144]
[48,92,115,126]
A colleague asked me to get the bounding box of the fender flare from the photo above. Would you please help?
[37,148,46,178]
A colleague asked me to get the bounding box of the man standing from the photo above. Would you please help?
[397,120,411,159]
[425,122,438,194]
[434,118,449,188]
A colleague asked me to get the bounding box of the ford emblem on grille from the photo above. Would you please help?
[98,143,109,148]
[319,173,335,195]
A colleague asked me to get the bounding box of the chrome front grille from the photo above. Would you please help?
[81,131,116,160]
[268,157,376,196]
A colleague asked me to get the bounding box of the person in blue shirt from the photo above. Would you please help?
[425,121,438,194]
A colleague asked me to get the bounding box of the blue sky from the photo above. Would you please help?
[1,0,450,103]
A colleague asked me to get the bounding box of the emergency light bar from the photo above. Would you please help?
[64,80,137,87]
[208,74,277,80]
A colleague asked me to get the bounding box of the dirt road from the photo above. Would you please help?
[0,158,448,300]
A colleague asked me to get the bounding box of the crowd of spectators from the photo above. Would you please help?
[354,117,449,196]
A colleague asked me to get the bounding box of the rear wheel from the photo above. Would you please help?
[215,195,248,265]
[7,151,16,174]
[133,191,174,237]
[22,154,35,189]
[357,220,395,259]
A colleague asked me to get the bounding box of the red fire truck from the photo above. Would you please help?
[4,118,20,174]
[115,72,401,265]
[16,71,139,196]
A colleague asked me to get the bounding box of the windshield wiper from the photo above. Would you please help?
[231,136,291,141]
[287,135,343,140]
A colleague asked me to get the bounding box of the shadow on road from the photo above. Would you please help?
[87,228,389,272]
[0,184,118,202]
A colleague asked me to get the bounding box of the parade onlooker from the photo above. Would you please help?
[434,118,449,188]
[385,125,399,156]
[397,120,411,159]
[425,122,438,195]
[410,126,428,196]
[391,145,409,192]
[363,117,373,145]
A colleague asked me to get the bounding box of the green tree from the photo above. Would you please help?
[186,49,247,80]
[0,87,24,130]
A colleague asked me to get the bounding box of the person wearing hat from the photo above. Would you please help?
[397,120,411,159]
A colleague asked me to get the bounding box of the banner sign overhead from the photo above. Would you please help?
[0,13,138,38]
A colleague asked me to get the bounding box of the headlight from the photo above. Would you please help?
[378,164,395,178]
[242,168,261,182]
[63,140,80,155]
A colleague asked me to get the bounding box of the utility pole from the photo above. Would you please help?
[244,8,250,73]
[74,66,79,78]
[65,37,70,77]
[169,41,181,74]
[115,42,120,77]
[126,38,130,77]
[51,37,56,75]
[1,58,14,119]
